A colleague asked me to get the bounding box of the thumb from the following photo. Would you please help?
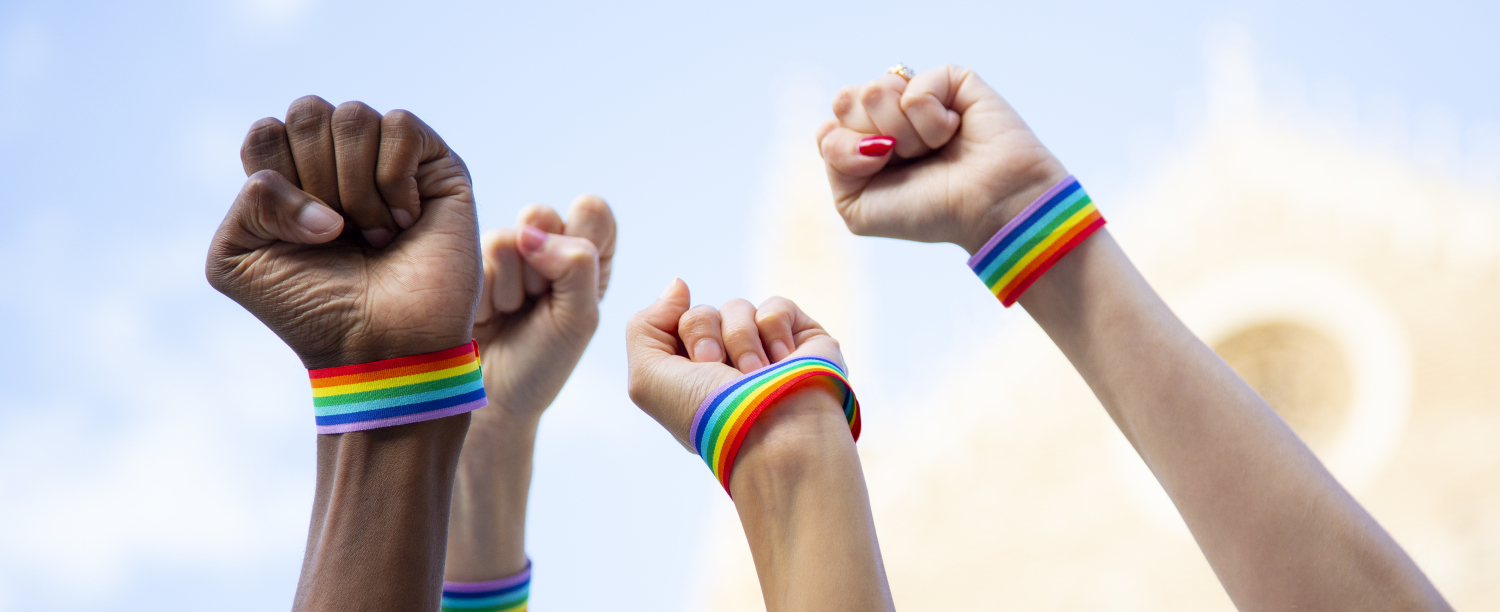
[627,278,739,449]
[211,170,343,256]
[516,224,601,320]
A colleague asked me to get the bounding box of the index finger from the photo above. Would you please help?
[240,118,300,187]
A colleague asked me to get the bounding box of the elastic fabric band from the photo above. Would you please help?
[689,356,861,496]
[442,559,530,612]
[967,175,1106,307]
[308,340,488,434]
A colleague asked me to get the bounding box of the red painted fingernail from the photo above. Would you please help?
[858,135,895,157]
[517,225,548,253]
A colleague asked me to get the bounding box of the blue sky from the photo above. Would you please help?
[0,1,1496,610]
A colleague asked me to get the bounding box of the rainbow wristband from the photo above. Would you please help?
[689,356,861,496]
[308,340,487,434]
[441,559,530,612]
[968,175,1106,307]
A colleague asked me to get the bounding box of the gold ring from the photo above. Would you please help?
[887,63,914,81]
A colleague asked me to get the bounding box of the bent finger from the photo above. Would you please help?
[240,118,299,186]
[482,228,525,315]
[820,125,894,178]
[375,109,447,231]
[516,228,601,330]
[832,84,877,133]
[754,296,807,363]
[719,299,767,373]
[860,75,928,158]
[563,194,617,300]
[901,68,963,149]
[678,305,725,365]
[283,95,341,211]
[518,204,565,296]
[331,101,397,248]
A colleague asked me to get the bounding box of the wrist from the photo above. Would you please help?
[299,414,469,611]
[959,157,1071,256]
[446,407,537,583]
[728,381,855,500]
[299,329,476,371]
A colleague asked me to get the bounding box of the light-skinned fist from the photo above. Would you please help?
[471,196,617,421]
[626,279,847,450]
[817,64,1070,254]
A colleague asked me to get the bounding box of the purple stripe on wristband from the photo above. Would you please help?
[444,562,532,592]
[313,398,487,434]
[967,175,1080,268]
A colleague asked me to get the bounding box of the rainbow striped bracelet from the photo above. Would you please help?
[441,559,530,612]
[968,175,1106,307]
[308,340,487,434]
[689,356,861,496]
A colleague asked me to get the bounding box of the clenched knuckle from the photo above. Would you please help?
[332,102,379,130]
[832,87,857,115]
[245,118,284,143]
[843,215,871,235]
[383,108,414,126]
[243,170,280,195]
[569,241,600,262]
[289,95,332,114]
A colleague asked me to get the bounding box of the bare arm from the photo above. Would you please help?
[817,64,1449,610]
[733,385,892,612]
[1023,229,1446,609]
[443,197,616,584]
[297,418,470,609]
[445,414,536,582]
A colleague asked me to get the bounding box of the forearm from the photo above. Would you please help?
[294,415,471,612]
[1020,230,1446,609]
[730,385,894,612]
[444,410,538,581]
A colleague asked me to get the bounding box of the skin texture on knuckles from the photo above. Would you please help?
[209,99,481,371]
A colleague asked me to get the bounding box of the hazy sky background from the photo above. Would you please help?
[1,1,1497,610]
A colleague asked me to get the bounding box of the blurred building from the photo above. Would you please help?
[695,37,1500,610]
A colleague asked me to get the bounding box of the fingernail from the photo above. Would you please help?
[858,135,895,157]
[738,353,764,372]
[518,225,548,253]
[392,208,414,229]
[297,203,341,235]
[362,228,393,249]
[768,340,789,361]
[693,338,723,363]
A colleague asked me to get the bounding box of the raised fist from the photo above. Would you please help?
[471,197,617,420]
[816,65,1070,254]
[625,279,846,449]
[206,97,482,369]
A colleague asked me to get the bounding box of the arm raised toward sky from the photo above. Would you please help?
[626,281,895,612]
[208,97,484,611]
[817,64,1451,611]
[444,196,616,590]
